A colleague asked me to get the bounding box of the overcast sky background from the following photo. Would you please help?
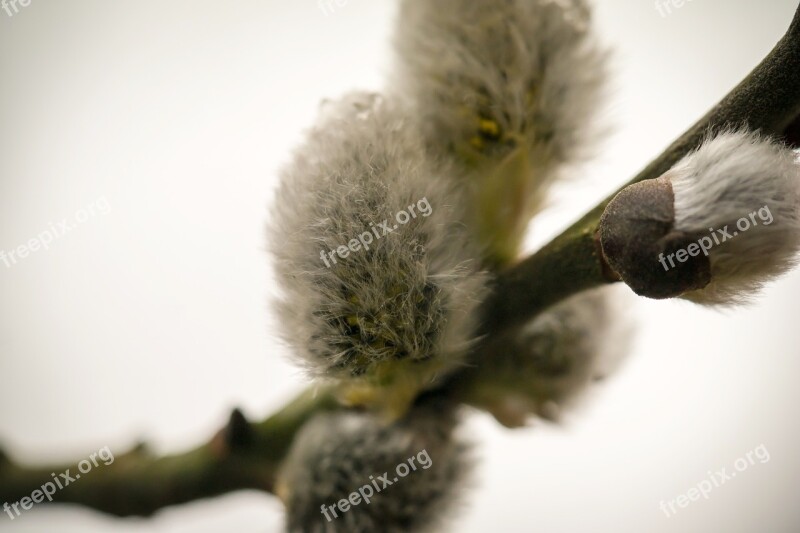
[2,1,800,532]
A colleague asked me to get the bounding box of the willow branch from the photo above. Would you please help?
[2,2,800,520]
[0,389,338,517]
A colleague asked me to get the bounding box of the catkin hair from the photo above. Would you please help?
[269,92,488,390]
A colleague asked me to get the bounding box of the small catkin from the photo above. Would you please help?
[277,401,471,533]
[461,286,631,427]
[667,130,800,305]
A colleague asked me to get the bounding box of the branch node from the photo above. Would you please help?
[0,446,9,470]
[224,408,254,452]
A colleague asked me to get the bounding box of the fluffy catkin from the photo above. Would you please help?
[460,286,631,427]
[269,92,488,416]
[392,0,608,265]
[667,130,800,305]
[277,401,471,533]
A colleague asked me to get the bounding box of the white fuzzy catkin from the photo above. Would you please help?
[667,130,800,305]
[393,0,608,263]
[269,92,488,413]
[462,286,631,427]
[277,402,471,533]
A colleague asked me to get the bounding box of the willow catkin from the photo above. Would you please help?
[393,0,609,265]
[268,92,488,417]
[277,400,471,533]
[667,130,800,305]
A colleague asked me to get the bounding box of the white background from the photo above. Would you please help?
[1,0,799,531]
